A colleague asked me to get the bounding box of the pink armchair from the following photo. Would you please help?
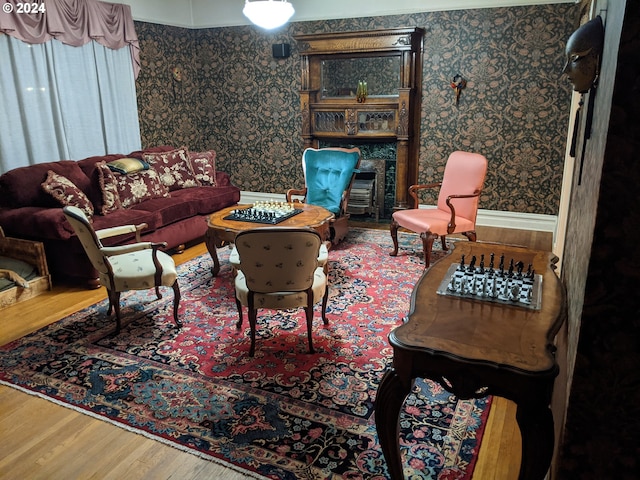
[390,151,488,267]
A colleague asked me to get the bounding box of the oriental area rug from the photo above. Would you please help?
[0,228,491,479]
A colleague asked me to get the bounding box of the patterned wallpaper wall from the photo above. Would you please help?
[135,4,577,216]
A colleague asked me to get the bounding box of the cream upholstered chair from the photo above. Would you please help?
[233,227,329,357]
[286,147,361,244]
[390,151,488,267]
[63,206,181,333]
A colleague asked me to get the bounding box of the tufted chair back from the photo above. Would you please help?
[233,227,329,356]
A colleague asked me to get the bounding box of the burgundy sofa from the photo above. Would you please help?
[0,146,240,286]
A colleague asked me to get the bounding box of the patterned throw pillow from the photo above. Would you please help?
[142,147,200,191]
[97,161,123,214]
[188,150,217,186]
[41,170,94,218]
[114,169,170,208]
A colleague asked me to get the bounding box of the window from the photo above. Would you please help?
[0,34,141,173]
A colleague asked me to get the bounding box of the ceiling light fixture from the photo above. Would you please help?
[243,0,294,30]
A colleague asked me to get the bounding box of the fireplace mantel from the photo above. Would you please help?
[294,27,424,209]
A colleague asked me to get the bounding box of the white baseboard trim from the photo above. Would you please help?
[239,191,558,236]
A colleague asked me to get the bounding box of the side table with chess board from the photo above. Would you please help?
[376,240,567,480]
[205,203,334,276]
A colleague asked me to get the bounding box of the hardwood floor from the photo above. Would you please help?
[0,227,551,479]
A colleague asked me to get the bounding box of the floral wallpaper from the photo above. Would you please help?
[135,4,577,216]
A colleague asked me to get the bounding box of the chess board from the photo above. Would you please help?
[224,206,303,225]
[436,254,543,310]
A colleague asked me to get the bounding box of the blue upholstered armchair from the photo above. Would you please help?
[286,147,361,244]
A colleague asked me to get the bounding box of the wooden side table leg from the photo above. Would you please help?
[515,402,555,480]
[204,228,221,276]
[375,368,410,479]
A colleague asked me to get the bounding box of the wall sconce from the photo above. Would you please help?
[450,74,467,106]
[243,0,295,30]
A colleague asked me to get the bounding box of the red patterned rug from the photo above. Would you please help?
[0,228,491,479]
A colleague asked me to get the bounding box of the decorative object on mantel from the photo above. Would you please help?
[243,0,294,30]
[356,80,368,103]
[450,74,467,106]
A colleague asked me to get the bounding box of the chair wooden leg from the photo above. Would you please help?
[306,292,315,354]
[420,232,438,268]
[111,291,122,333]
[330,217,349,245]
[107,289,114,316]
[248,294,257,357]
[389,219,400,256]
[235,297,244,330]
[321,286,329,325]
[155,286,162,300]
[172,281,182,328]
[440,235,448,251]
[463,230,477,242]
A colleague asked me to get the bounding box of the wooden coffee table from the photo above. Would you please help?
[205,203,334,276]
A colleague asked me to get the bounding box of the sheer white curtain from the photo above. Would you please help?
[0,34,141,174]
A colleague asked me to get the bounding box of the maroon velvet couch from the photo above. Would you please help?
[0,146,240,286]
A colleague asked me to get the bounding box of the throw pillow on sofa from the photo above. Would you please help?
[189,150,217,187]
[41,170,94,218]
[113,169,170,209]
[106,158,149,175]
[143,147,200,191]
[96,162,123,214]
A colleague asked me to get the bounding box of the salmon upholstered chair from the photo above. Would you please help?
[63,206,182,333]
[390,151,488,267]
[286,147,361,244]
[233,227,328,357]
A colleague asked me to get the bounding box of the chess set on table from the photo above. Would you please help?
[224,201,303,225]
[436,253,543,310]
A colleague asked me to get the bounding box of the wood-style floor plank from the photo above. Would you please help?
[1,227,547,479]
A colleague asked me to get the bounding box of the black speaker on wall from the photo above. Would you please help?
[272,43,291,58]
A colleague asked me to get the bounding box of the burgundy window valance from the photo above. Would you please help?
[0,0,140,78]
